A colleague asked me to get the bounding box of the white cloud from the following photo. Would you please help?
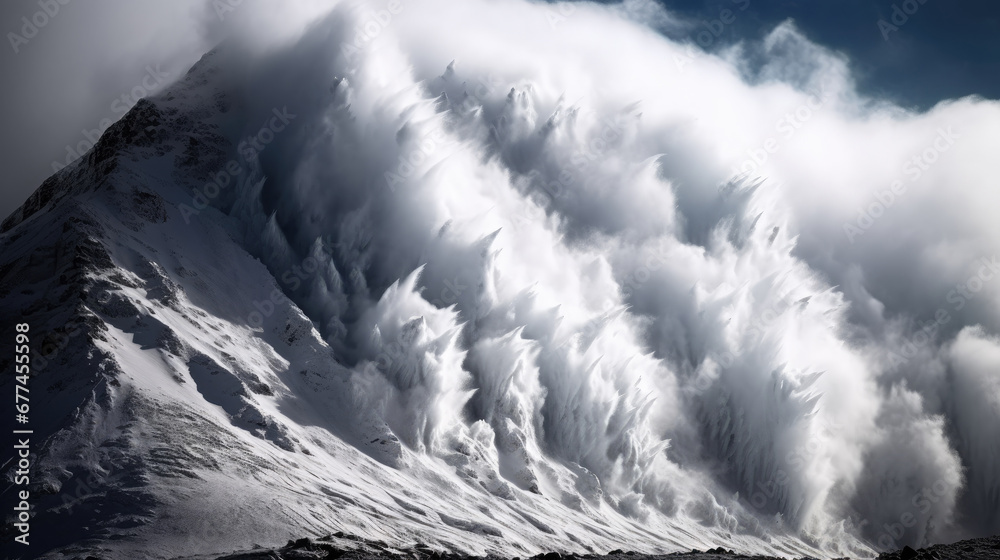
[11,0,1000,551]
[198,0,1000,549]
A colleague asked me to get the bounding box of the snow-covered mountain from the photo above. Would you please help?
[1,49,817,560]
[4,2,1000,559]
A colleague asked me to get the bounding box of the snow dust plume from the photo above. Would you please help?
[179,0,1000,552]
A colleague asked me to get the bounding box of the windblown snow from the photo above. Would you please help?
[2,1,1000,559]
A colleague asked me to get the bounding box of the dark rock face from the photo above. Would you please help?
[874,534,1000,559]
[196,533,1000,560]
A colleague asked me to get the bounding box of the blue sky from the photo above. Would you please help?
[602,0,1000,110]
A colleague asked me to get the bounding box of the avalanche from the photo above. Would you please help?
[2,1,1000,559]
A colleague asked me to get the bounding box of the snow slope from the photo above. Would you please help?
[0,50,845,560]
[5,1,1000,558]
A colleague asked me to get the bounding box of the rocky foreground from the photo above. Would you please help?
[171,533,1000,560]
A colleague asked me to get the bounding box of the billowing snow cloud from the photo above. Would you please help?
[164,0,1000,551]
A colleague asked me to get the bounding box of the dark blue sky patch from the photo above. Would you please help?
[588,0,1000,110]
